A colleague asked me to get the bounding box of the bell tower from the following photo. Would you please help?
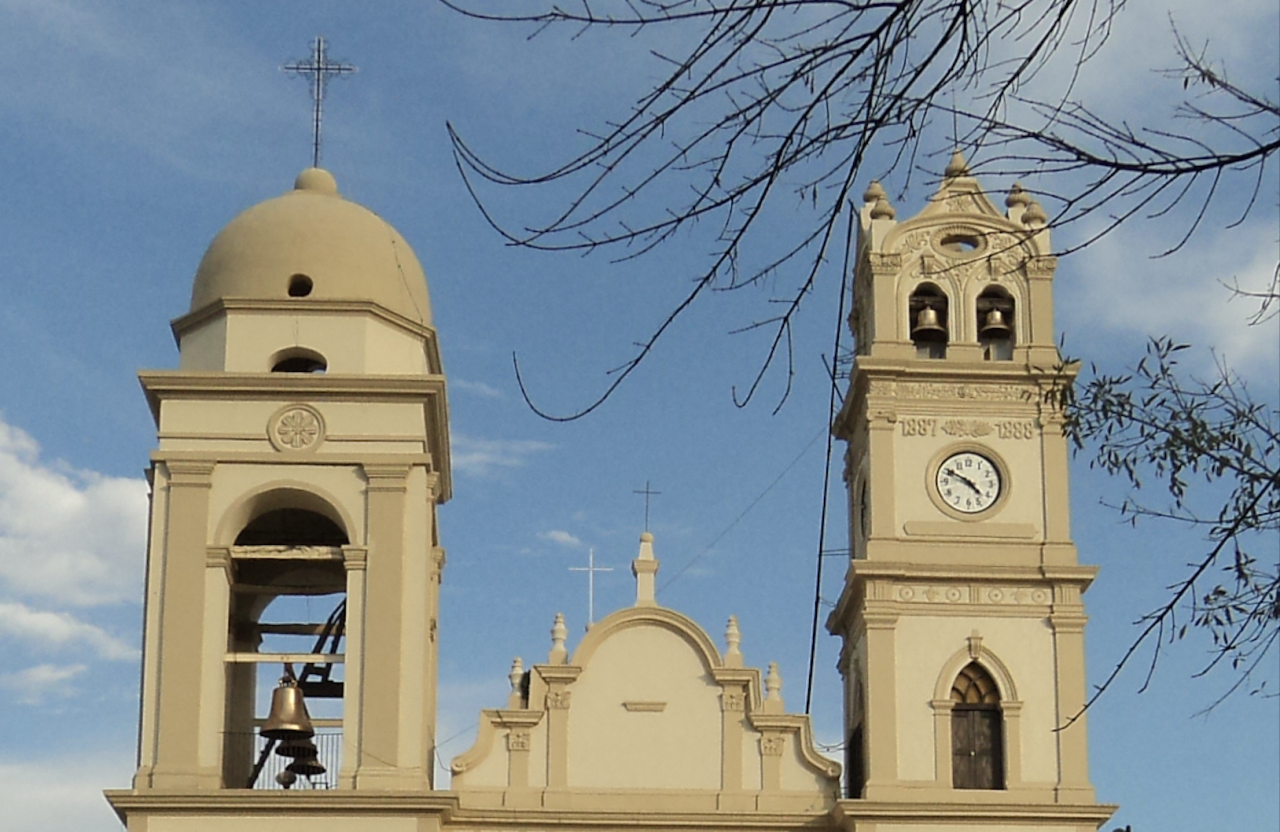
[827,154,1112,825]
[111,167,451,815]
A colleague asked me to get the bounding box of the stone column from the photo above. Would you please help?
[354,463,410,789]
[150,459,217,789]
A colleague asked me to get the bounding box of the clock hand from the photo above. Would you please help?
[943,468,982,494]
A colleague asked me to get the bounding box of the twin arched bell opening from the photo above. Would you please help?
[911,306,948,342]
[979,307,1012,339]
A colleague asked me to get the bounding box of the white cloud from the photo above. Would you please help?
[0,663,87,705]
[452,379,503,398]
[540,529,583,548]
[0,418,148,606]
[0,754,136,832]
[450,433,553,477]
[1063,219,1279,375]
[0,602,136,661]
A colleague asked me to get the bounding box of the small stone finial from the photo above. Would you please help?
[870,196,896,220]
[508,657,525,708]
[1005,182,1032,208]
[549,613,568,664]
[763,662,784,713]
[944,148,970,178]
[724,616,743,668]
[632,531,659,607]
[1022,199,1048,227]
[862,180,887,205]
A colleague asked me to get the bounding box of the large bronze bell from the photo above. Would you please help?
[286,755,327,778]
[979,308,1012,339]
[911,306,947,342]
[260,677,315,741]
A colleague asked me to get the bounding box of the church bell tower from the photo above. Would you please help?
[109,168,451,824]
[827,154,1112,826]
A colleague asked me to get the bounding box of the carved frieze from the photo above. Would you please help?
[894,584,1051,605]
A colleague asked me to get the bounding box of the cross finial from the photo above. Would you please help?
[632,481,662,531]
[568,548,613,629]
[282,36,357,168]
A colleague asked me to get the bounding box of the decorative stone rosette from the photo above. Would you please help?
[268,403,326,452]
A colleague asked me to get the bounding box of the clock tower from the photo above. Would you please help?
[827,153,1111,825]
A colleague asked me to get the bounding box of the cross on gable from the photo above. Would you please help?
[568,548,613,627]
[282,36,357,168]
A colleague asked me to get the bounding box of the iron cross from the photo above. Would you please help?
[282,36,357,168]
[633,481,662,531]
[568,548,613,628]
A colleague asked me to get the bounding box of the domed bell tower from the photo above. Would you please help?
[826,154,1113,827]
[119,169,451,802]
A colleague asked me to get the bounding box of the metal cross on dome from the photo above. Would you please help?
[633,480,661,531]
[282,36,357,168]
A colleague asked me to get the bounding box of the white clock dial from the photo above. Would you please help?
[935,451,1002,514]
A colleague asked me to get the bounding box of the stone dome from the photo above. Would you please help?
[190,168,431,325]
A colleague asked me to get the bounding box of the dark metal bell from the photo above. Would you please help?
[260,678,314,740]
[276,737,320,758]
[911,306,947,342]
[979,308,1012,339]
[286,755,327,778]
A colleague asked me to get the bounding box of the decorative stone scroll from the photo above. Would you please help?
[939,419,994,438]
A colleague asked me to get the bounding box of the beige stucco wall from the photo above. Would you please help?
[894,615,1056,785]
[569,624,722,789]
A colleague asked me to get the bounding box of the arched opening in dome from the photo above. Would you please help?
[270,348,327,374]
[288,274,314,297]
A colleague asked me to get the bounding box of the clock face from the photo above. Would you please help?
[935,451,1002,514]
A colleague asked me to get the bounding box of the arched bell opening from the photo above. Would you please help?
[223,499,351,789]
[909,283,948,359]
[950,662,1005,790]
[976,288,1015,361]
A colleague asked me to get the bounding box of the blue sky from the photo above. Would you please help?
[0,2,1276,830]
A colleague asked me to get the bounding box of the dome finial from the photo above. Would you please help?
[944,148,970,178]
[294,167,338,195]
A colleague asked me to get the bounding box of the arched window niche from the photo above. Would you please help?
[950,663,1004,789]
[976,287,1015,361]
[908,283,949,359]
[270,347,327,374]
[220,488,359,790]
[929,640,1023,792]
